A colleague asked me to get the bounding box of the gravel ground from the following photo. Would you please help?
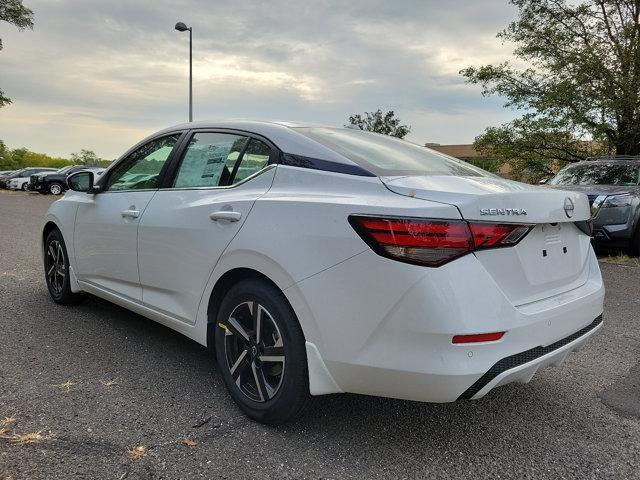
[1,190,639,480]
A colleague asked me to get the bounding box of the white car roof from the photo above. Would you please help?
[149,120,357,167]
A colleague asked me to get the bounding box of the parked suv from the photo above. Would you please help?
[1,167,57,190]
[29,165,104,195]
[546,157,640,254]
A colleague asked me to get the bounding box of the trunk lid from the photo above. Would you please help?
[381,175,593,306]
[381,175,590,223]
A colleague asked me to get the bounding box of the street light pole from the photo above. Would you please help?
[175,22,193,122]
[189,27,192,122]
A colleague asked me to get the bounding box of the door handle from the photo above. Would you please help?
[209,210,242,222]
[121,209,140,218]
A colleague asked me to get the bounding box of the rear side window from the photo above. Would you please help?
[234,139,271,183]
[173,133,271,188]
[293,127,488,177]
[174,133,248,188]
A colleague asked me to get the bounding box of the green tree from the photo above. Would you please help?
[347,109,411,138]
[70,149,100,166]
[0,0,34,107]
[0,140,8,166]
[461,0,640,181]
[0,144,72,170]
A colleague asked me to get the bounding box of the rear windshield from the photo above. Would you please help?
[293,127,488,177]
[550,163,640,186]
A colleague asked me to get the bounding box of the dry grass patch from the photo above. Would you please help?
[53,380,77,392]
[0,416,16,437]
[11,431,53,444]
[2,416,16,425]
[101,378,119,387]
[599,253,640,267]
[127,445,147,459]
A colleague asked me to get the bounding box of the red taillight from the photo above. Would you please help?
[349,216,533,267]
[452,332,505,344]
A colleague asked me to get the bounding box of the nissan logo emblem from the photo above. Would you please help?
[564,197,575,218]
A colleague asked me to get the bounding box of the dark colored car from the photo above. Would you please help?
[29,165,104,195]
[546,158,640,254]
[0,167,57,189]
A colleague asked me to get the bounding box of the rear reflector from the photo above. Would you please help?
[349,215,533,267]
[452,332,505,344]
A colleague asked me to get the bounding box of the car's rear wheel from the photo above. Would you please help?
[44,229,84,305]
[214,279,309,424]
[21,182,28,191]
[49,182,63,195]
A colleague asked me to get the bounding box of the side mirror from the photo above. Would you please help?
[67,171,97,193]
[539,178,549,185]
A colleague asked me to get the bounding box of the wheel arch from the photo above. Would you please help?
[203,265,341,396]
[205,267,292,351]
[42,213,82,293]
[42,220,61,251]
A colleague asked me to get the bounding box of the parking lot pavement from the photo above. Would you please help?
[0,190,639,480]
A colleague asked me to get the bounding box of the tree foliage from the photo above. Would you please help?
[0,143,110,170]
[462,0,640,180]
[70,149,101,166]
[0,0,34,107]
[347,109,411,138]
[0,146,70,170]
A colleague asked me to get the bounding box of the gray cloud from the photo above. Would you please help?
[0,0,519,158]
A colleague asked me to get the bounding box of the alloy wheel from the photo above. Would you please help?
[50,184,62,195]
[46,239,66,296]
[222,301,285,402]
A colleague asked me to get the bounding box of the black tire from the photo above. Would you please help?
[44,229,84,305]
[21,182,28,191]
[214,279,309,424]
[48,182,64,195]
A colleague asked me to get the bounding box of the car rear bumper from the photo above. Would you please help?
[458,315,602,399]
[290,246,605,402]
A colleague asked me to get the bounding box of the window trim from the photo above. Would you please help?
[97,131,187,193]
[160,128,280,191]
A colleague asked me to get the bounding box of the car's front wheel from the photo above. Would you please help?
[48,182,64,195]
[214,278,310,424]
[21,182,28,191]
[44,229,84,305]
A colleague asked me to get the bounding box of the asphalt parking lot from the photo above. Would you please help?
[1,190,639,480]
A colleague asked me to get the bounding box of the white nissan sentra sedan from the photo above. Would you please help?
[42,121,604,423]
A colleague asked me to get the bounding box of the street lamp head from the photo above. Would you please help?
[175,22,190,32]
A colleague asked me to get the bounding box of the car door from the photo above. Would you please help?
[137,131,276,323]
[73,133,183,301]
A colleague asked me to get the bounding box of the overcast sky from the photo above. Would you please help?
[0,0,520,159]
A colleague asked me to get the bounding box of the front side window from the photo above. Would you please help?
[106,134,180,191]
[173,133,251,188]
